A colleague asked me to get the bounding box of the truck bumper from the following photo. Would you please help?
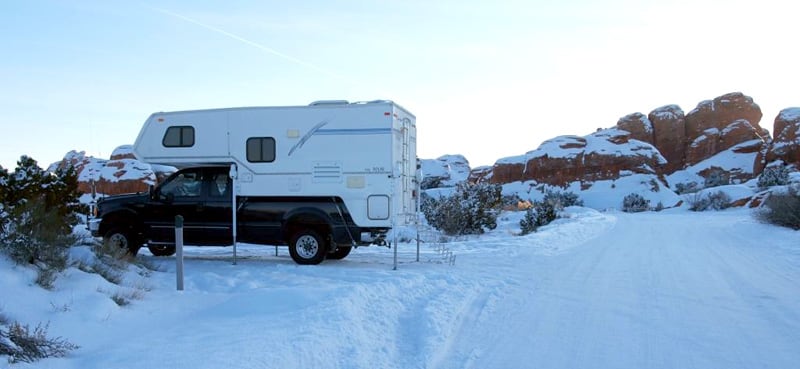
[88,218,102,237]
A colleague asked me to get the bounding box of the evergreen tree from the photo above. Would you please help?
[0,156,83,288]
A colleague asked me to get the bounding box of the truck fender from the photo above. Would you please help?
[281,207,334,241]
[99,209,142,239]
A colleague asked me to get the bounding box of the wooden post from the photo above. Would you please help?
[175,215,184,291]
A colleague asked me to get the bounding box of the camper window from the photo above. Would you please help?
[246,137,276,163]
[163,126,195,147]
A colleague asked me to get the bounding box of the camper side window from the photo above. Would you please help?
[246,137,276,163]
[163,126,195,147]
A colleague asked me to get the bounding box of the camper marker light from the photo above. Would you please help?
[384,112,390,116]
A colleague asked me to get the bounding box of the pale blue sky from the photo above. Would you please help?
[1,0,796,170]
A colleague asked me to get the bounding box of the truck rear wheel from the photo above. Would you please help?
[327,246,352,260]
[103,227,141,256]
[289,230,327,265]
[147,245,176,257]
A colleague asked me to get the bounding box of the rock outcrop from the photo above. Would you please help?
[491,128,666,188]
[767,107,800,167]
[470,92,786,204]
[648,105,686,173]
[684,93,768,167]
[420,154,471,189]
[49,146,174,197]
[616,113,654,145]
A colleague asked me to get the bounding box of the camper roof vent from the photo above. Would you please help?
[309,100,349,106]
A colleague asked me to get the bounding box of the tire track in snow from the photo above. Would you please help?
[433,210,800,369]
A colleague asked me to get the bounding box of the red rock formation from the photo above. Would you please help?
[468,166,493,184]
[490,130,665,188]
[649,105,686,173]
[683,92,768,166]
[616,113,654,145]
[50,147,174,197]
[767,108,800,167]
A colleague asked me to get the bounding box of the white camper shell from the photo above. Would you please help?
[132,100,418,230]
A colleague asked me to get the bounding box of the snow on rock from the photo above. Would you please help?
[616,112,654,143]
[49,147,175,197]
[467,165,493,184]
[767,107,800,167]
[492,128,666,188]
[110,145,136,160]
[649,104,687,173]
[420,154,471,188]
[502,173,682,210]
[684,92,768,166]
[667,139,763,191]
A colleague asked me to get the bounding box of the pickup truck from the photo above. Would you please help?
[89,165,382,264]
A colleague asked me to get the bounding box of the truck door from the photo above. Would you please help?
[144,168,207,245]
[203,169,234,245]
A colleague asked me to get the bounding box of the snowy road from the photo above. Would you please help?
[439,210,800,369]
[14,208,800,369]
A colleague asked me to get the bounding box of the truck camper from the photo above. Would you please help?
[89,100,418,264]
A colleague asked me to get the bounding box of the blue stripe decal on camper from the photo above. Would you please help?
[315,128,392,135]
[288,120,329,156]
[288,124,391,156]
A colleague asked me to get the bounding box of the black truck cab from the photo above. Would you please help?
[89,166,380,264]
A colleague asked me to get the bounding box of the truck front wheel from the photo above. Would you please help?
[289,230,327,265]
[103,227,141,256]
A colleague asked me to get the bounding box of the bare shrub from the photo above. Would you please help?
[0,321,79,363]
[689,191,732,212]
[543,190,583,210]
[622,193,650,213]
[756,187,800,230]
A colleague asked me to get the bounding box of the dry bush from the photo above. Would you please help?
[756,187,800,230]
[0,321,79,363]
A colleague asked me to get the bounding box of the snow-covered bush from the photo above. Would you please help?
[519,201,557,235]
[421,182,502,235]
[674,182,700,194]
[758,165,790,190]
[689,191,732,211]
[0,156,82,289]
[756,186,800,230]
[703,168,730,188]
[543,189,583,210]
[622,193,650,213]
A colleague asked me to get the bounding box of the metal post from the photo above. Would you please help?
[392,165,398,271]
[416,159,421,263]
[175,215,184,291]
[230,164,238,265]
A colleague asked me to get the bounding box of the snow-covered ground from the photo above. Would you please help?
[2,207,800,369]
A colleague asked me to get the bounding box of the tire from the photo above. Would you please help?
[103,227,141,256]
[147,245,176,257]
[289,230,328,265]
[327,246,352,260]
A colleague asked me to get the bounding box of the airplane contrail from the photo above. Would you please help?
[146,5,357,85]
